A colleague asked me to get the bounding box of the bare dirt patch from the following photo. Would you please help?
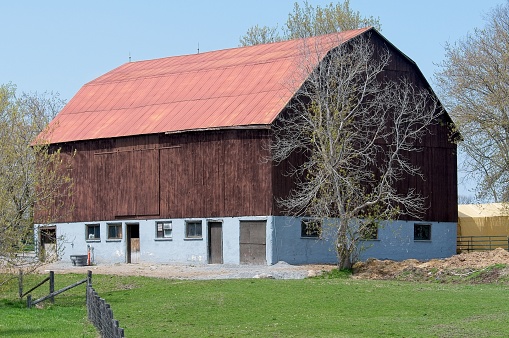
[353,247,509,283]
[36,260,336,280]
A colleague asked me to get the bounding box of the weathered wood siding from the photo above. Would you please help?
[46,130,273,223]
[270,32,458,223]
[380,32,458,222]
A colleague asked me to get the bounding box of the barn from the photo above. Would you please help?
[35,27,457,265]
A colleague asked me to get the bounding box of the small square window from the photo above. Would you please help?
[86,224,100,240]
[360,222,378,240]
[301,219,321,238]
[107,223,122,239]
[414,223,431,241]
[186,221,202,238]
[156,221,172,239]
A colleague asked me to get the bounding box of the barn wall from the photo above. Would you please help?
[379,32,458,222]
[40,214,455,266]
[271,217,457,264]
[271,33,458,223]
[43,129,273,223]
[44,216,273,265]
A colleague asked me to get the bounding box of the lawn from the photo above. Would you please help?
[1,272,509,337]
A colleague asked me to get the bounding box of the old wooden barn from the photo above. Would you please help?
[35,27,457,265]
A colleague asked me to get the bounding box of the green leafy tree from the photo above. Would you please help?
[0,84,72,281]
[436,2,509,203]
[240,0,381,46]
[271,36,443,269]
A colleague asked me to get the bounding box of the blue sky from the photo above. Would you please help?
[2,0,504,197]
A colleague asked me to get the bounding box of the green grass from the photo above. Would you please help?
[2,272,509,337]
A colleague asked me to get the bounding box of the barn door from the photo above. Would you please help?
[126,223,140,263]
[239,221,266,265]
[208,222,223,264]
[39,227,57,261]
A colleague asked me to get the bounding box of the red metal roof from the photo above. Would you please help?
[43,27,371,144]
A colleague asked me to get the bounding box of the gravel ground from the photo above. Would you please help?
[37,260,336,280]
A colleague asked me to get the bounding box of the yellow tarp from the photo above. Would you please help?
[458,203,509,237]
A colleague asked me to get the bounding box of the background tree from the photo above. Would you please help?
[436,2,509,203]
[240,0,381,46]
[0,83,72,281]
[272,36,443,269]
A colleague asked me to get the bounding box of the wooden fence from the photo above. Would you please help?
[457,236,509,252]
[87,286,125,338]
[25,271,90,308]
[21,270,125,337]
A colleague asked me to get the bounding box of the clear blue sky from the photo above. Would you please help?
[2,0,504,198]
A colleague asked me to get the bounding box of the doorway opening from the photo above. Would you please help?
[126,223,140,263]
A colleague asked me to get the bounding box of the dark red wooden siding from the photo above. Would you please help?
[43,130,274,223]
[270,33,458,223]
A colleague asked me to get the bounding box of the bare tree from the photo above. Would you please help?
[272,36,443,269]
[0,83,73,282]
[239,0,381,46]
[436,2,509,202]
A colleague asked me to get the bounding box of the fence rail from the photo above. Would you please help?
[23,270,125,337]
[457,236,509,252]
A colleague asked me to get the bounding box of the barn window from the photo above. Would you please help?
[414,223,431,241]
[301,219,321,238]
[186,221,202,239]
[107,223,122,240]
[86,224,100,240]
[156,221,172,239]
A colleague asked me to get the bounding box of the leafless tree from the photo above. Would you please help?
[272,35,443,269]
[436,2,509,202]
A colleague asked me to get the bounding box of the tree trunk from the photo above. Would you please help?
[336,222,352,270]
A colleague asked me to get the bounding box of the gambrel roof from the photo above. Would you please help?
[43,27,371,144]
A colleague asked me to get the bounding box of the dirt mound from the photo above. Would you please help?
[353,248,509,283]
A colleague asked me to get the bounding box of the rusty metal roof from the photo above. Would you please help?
[43,27,370,144]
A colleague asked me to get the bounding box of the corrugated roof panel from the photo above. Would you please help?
[155,101,189,133]
[43,28,371,143]
[135,105,159,135]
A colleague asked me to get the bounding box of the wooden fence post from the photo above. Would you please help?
[18,270,23,298]
[27,294,32,309]
[49,271,55,303]
[87,270,92,287]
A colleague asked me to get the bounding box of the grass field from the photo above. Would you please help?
[1,271,509,337]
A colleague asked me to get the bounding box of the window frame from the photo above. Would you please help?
[155,221,173,240]
[414,223,431,241]
[301,218,322,238]
[86,223,101,241]
[185,220,203,239]
[107,222,123,240]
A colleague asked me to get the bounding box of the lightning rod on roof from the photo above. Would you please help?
[197,43,200,54]
[129,52,131,62]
